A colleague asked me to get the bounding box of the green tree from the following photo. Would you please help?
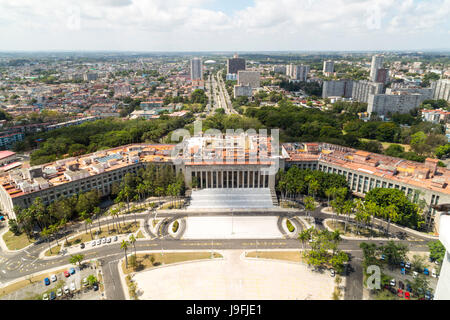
[121,240,130,268]
[69,254,84,267]
[428,240,445,263]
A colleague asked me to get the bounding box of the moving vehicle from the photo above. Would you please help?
[44,277,50,286]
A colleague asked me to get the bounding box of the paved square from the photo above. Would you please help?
[182,216,282,239]
[133,251,335,300]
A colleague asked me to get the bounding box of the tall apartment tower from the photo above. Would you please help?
[286,64,310,81]
[432,79,450,102]
[370,55,384,82]
[190,58,203,80]
[227,54,246,75]
[323,60,334,73]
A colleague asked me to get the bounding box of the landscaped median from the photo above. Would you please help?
[2,230,35,251]
[246,250,305,263]
[121,252,223,275]
[43,221,142,257]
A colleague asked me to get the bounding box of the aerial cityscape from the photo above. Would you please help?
[0,0,449,306]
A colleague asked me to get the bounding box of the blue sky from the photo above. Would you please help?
[0,0,449,51]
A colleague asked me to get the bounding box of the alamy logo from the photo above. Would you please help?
[366,265,381,290]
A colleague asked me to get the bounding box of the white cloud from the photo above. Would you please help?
[0,0,448,50]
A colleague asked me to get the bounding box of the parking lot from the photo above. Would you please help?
[1,263,102,300]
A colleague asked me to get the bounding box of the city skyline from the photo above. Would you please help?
[0,0,449,52]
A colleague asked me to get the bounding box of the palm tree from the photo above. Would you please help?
[129,234,137,256]
[94,207,101,233]
[86,218,93,239]
[304,196,316,218]
[80,211,89,234]
[298,229,310,249]
[382,205,399,238]
[121,240,130,268]
[41,227,53,254]
[69,254,84,267]
[49,224,59,246]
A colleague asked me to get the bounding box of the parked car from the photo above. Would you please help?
[388,287,397,295]
[113,235,118,242]
[42,293,49,300]
[64,270,70,278]
[432,269,438,278]
[56,288,62,297]
[330,269,335,277]
[63,285,70,294]
[96,239,101,245]
[425,290,433,300]
[44,277,50,286]
[93,283,99,291]
[413,271,418,278]
[82,277,88,287]
[50,291,56,300]
[405,262,411,269]
[405,291,410,300]
[390,279,396,287]
[91,240,96,247]
[70,282,76,292]
[398,281,404,290]
[106,237,111,243]
[400,268,406,275]
[423,268,429,276]
[80,243,85,249]
[397,289,403,298]
[381,254,386,261]
[69,267,76,275]
[50,274,57,282]
[406,284,412,293]
[400,261,405,267]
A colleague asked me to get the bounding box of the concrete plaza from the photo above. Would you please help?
[182,216,283,239]
[133,250,335,300]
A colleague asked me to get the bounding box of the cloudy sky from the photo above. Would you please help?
[0,0,449,51]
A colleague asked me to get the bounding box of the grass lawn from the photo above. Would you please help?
[136,230,144,239]
[2,231,35,250]
[121,252,222,275]
[0,268,67,299]
[160,200,185,209]
[246,251,305,263]
[44,244,62,257]
[360,138,411,152]
[65,222,140,247]
[326,220,386,238]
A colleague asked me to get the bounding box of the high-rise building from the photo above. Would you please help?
[190,58,203,81]
[322,80,353,98]
[367,91,428,116]
[233,85,253,98]
[272,65,286,74]
[323,60,334,73]
[370,55,384,82]
[227,54,246,75]
[237,71,260,88]
[352,80,384,103]
[432,79,450,102]
[375,68,389,84]
[286,64,309,81]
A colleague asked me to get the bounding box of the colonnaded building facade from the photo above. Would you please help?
[0,133,449,232]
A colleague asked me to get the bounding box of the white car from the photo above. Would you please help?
[50,274,57,282]
[390,279,396,286]
[82,277,88,287]
[70,282,76,292]
[91,240,96,247]
[432,269,438,278]
[63,285,70,294]
[106,237,111,243]
[96,239,101,245]
[102,237,106,244]
[330,269,336,277]
[43,293,49,300]
[56,288,62,297]
[113,235,118,242]
[413,271,418,278]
